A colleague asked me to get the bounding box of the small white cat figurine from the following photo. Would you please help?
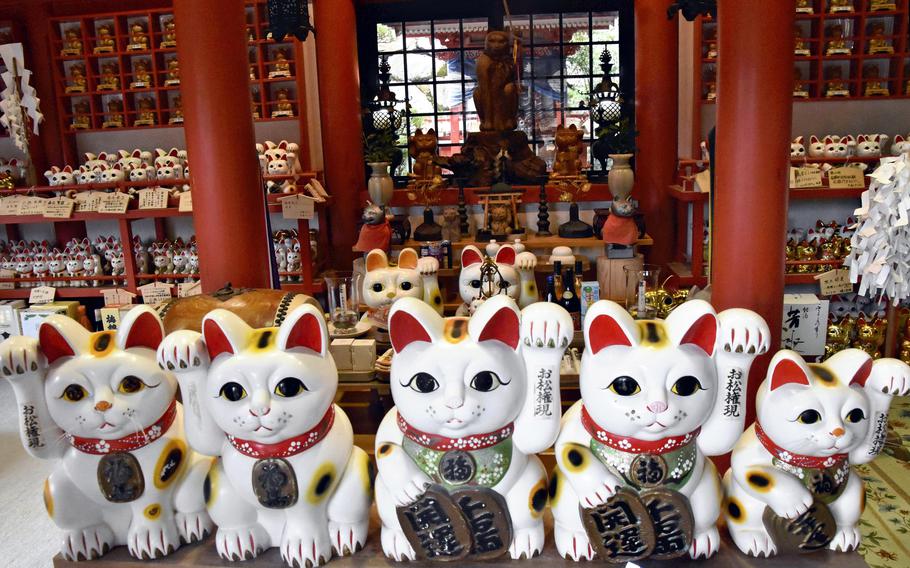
[0,307,213,561]
[824,136,852,158]
[892,134,910,156]
[375,295,573,561]
[723,349,910,557]
[808,136,826,158]
[361,248,442,329]
[551,299,769,561]
[854,134,881,158]
[158,304,372,566]
[790,136,806,158]
[455,244,538,316]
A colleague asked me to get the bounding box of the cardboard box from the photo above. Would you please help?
[580,281,600,321]
[0,299,25,340]
[19,304,70,338]
[329,339,354,371]
[351,339,377,372]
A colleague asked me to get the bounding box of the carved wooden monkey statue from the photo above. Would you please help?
[474,31,519,132]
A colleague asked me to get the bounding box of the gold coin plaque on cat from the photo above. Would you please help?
[762,501,836,554]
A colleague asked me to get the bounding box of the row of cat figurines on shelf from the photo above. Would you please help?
[790,134,910,159]
[2,289,907,565]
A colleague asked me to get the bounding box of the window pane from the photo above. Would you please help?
[434,19,461,49]
[592,12,620,42]
[377,23,403,53]
[566,77,591,109]
[564,13,590,43]
[404,21,432,51]
[406,53,434,82]
[564,44,592,77]
[531,14,560,45]
[463,18,488,50]
[407,84,434,113]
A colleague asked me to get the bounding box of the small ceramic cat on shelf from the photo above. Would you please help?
[724,349,910,557]
[362,248,442,330]
[375,295,573,561]
[455,244,538,316]
[0,307,213,561]
[157,304,372,567]
[551,299,769,562]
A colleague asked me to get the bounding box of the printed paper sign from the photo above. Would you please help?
[98,192,129,214]
[178,191,193,212]
[29,286,56,304]
[816,268,853,296]
[177,281,202,298]
[790,167,824,189]
[101,288,136,306]
[280,193,316,219]
[43,197,75,218]
[827,167,865,189]
[18,196,46,216]
[138,188,169,209]
[781,294,829,357]
[138,282,172,306]
[0,268,15,290]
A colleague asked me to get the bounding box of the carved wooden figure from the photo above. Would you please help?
[0,307,213,560]
[455,245,538,316]
[157,304,373,566]
[362,248,443,329]
[551,124,585,179]
[550,300,769,561]
[408,128,442,184]
[474,31,519,132]
[375,295,573,560]
[723,350,909,556]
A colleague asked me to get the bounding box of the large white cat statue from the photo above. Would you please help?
[724,349,910,557]
[375,295,572,561]
[157,304,372,567]
[551,299,769,562]
[0,306,213,561]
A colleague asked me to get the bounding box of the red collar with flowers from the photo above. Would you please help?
[581,406,699,455]
[70,399,177,455]
[397,414,513,451]
[228,406,335,459]
[755,421,847,469]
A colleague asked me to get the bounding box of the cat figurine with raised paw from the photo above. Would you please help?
[375,295,573,561]
[455,245,538,316]
[551,299,769,562]
[0,306,213,561]
[362,248,442,330]
[723,349,910,557]
[158,304,372,567]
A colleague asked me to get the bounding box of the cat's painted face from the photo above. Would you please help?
[824,137,849,157]
[389,295,524,438]
[581,300,719,441]
[40,307,173,439]
[790,137,806,158]
[808,136,826,157]
[855,136,880,157]
[458,245,520,306]
[362,248,423,311]
[756,349,871,457]
[202,305,336,443]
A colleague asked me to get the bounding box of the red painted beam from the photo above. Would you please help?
[713,1,795,456]
[635,0,679,266]
[175,0,270,291]
[314,0,364,269]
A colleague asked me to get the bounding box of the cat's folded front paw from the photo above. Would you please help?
[868,358,910,398]
[389,470,433,507]
[216,525,268,561]
[157,330,208,373]
[381,526,417,561]
[329,520,368,556]
[768,489,813,520]
[281,525,333,568]
[0,336,45,381]
[717,309,770,356]
[128,518,179,560]
[416,256,439,276]
[828,525,861,552]
[516,251,537,271]
[689,527,720,559]
[60,524,114,561]
[521,302,573,352]
[176,509,213,544]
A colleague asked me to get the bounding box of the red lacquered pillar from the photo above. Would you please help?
[713,3,794,429]
[315,0,364,269]
[175,0,270,291]
[635,0,678,266]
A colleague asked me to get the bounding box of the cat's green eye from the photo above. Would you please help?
[400,281,413,291]
[407,372,439,393]
[671,376,703,397]
[118,375,145,394]
[607,376,641,396]
[846,408,866,423]
[797,409,821,424]
[219,381,247,402]
[62,384,87,402]
[372,283,384,293]
[274,377,307,398]
[470,371,502,392]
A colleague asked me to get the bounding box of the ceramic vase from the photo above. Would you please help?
[368,162,394,206]
[607,153,635,200]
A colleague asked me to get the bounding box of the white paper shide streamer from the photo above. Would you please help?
[0,43,43,153]
[845,152,910,305]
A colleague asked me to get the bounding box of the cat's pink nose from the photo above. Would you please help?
[646,401,668,414]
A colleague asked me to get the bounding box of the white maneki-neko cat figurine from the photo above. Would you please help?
[550,299,770,563]
[374,295,573,561]
[157,303,372,567]
[0,306,213,561]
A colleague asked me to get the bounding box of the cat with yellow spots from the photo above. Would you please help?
[0,306,213,561]
[724,349,910,557]
[158,304,372,567]
[551,299,769,561]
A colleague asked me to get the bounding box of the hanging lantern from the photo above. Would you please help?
[589,50,623,130]
[365,55,402,133]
